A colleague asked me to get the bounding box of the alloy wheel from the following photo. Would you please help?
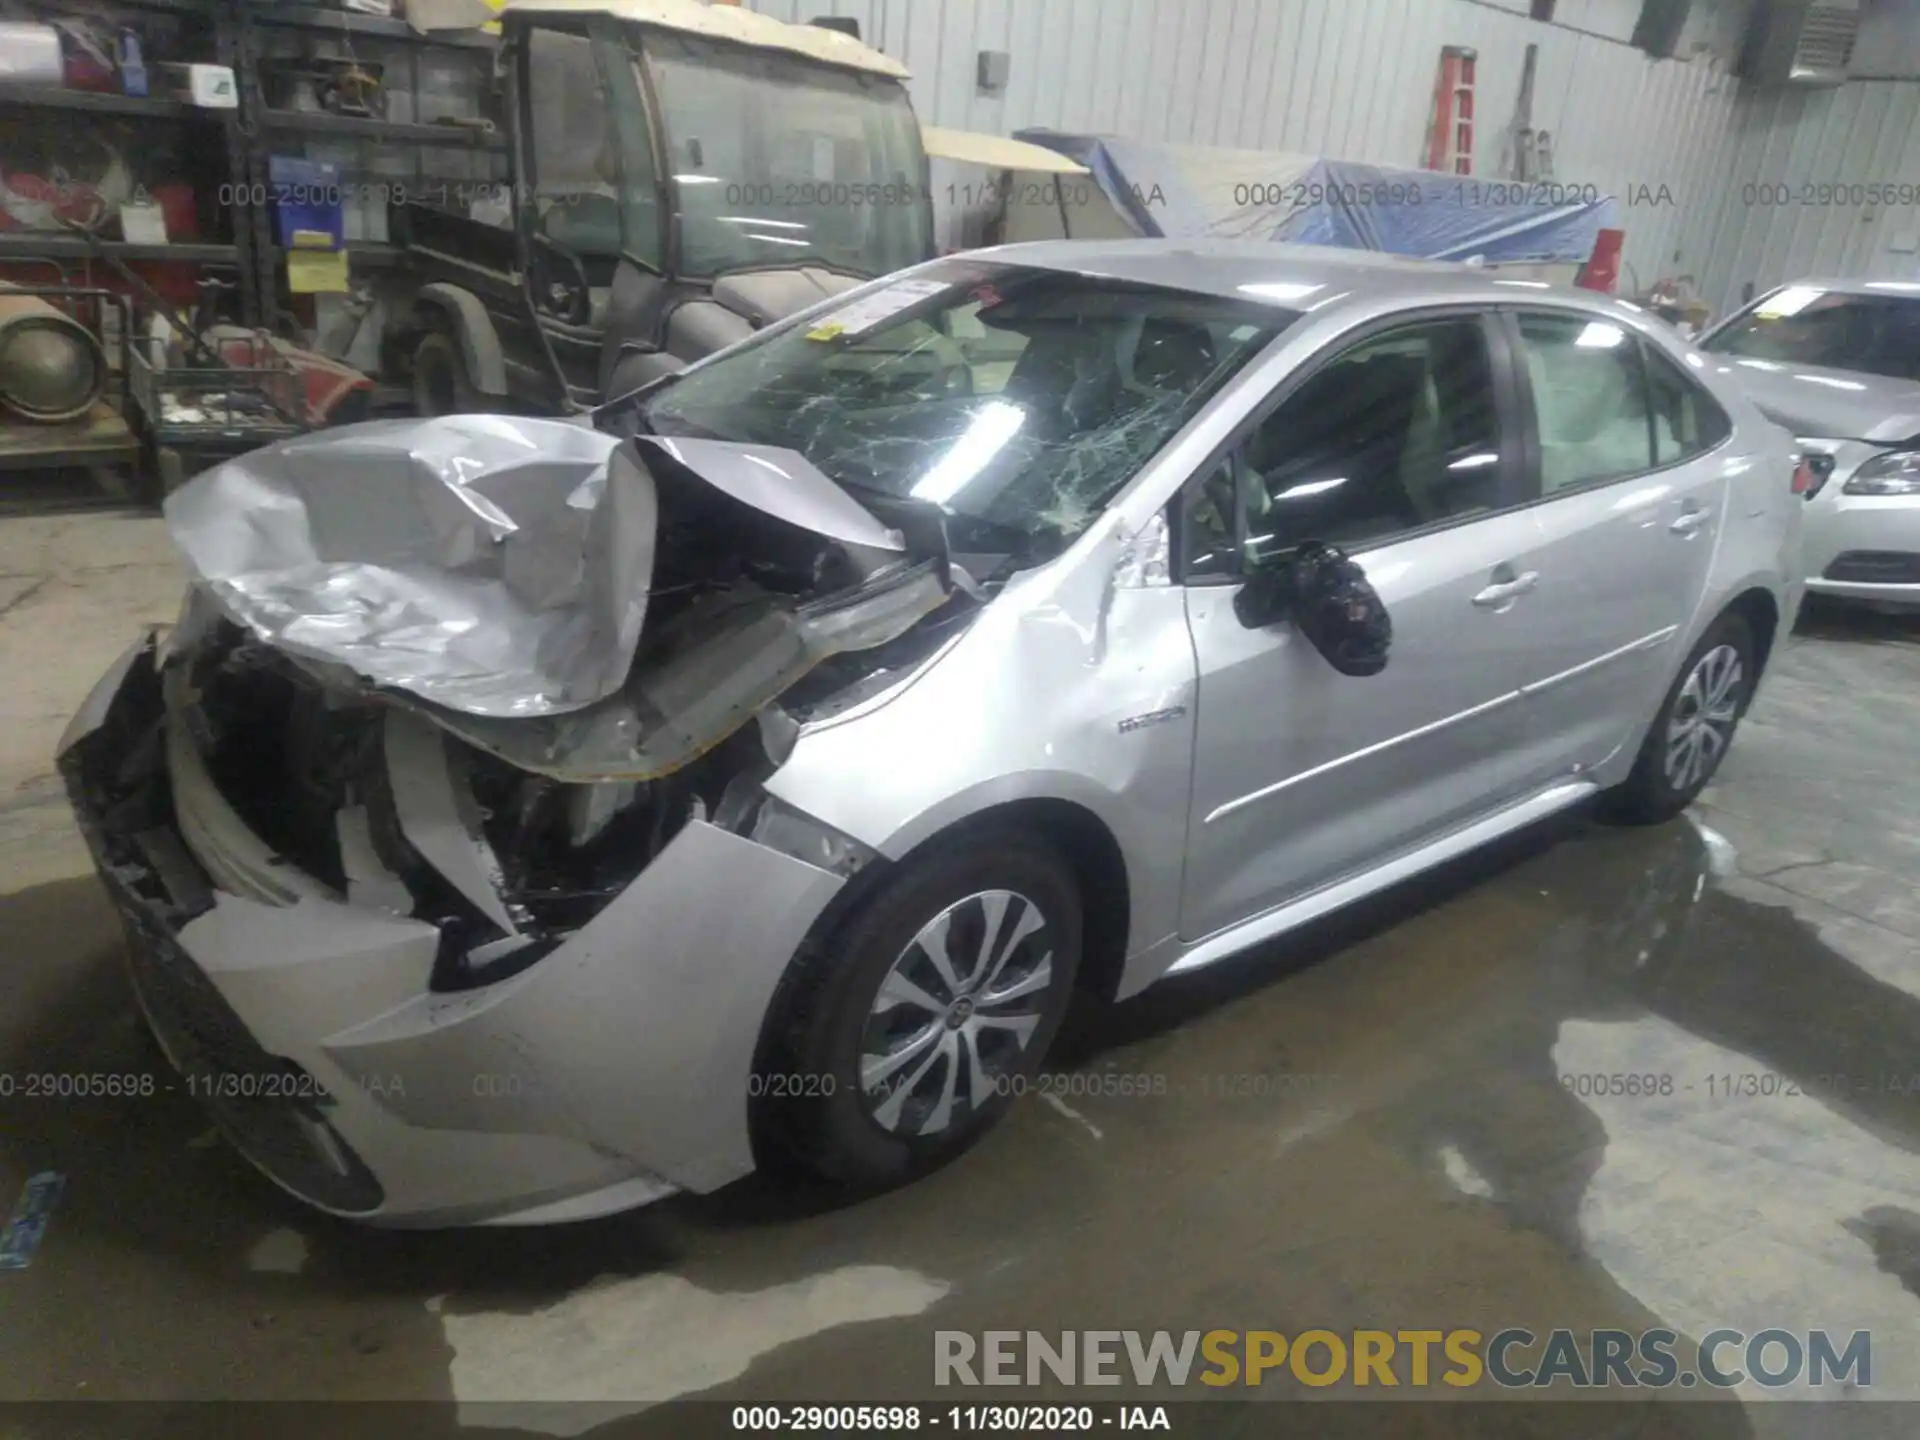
[859,890,1054,1138]
[1664,643,1744,792]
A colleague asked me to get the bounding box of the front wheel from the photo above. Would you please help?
[1604,611,1755,824]
[754,830,1083,1191]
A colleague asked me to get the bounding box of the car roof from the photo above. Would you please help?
[498,0,910,78]
[966,238,1624,320]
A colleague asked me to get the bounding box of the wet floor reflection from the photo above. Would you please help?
[3,800,1918,1431]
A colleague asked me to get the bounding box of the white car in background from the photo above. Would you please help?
[1701,280,1920,608]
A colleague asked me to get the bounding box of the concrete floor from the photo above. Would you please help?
[2,511,1919,1437]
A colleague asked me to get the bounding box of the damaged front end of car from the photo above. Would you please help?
[59,415,976,1224]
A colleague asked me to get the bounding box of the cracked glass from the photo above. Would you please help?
[642,262,1294,566]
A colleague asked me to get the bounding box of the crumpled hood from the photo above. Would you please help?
[164,415,910,725]
[1712,358,1920,444]
[166,416,648,718]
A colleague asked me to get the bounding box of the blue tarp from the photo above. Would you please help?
[1012,130,1619,266]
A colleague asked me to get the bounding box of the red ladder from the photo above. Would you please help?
[1426,46,1478,175]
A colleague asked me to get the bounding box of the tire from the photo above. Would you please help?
[1603,610,1755,825]
[754,829,1083,1191]
[410,330,479,418]
[156,446,189,497]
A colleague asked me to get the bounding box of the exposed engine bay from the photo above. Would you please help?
[153,415,985,990]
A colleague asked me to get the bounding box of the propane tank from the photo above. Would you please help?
[0,285,107,423]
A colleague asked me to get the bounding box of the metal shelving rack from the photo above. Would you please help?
[232,2,281,327]
[0,0,266,498]
[0,83,191,118]
[255,109,504,147]
[210,0,267,328]
[0,0,261,324]
[0,235,238,263]
[1,3,502,378]
[230,1,503,329]
[248,5,497,50]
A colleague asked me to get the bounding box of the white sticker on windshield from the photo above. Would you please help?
[808,278,952,340]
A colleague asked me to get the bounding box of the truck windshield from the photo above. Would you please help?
[642,262,1292,556]
[643,33,930,279]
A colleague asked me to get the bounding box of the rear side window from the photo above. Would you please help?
[1643,344,1731,465]
[1515,312,1652,493]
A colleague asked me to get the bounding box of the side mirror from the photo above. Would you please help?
[1233,540,1393,677]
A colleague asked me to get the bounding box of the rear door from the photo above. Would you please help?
[1178,310,1552,943]
[1499,309,1733,782]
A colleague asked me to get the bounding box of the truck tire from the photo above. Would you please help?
[411,331,479,418]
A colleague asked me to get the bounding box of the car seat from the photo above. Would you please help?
[1529,342,1650,490]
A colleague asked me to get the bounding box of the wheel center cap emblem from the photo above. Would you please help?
[947,996,976,1028]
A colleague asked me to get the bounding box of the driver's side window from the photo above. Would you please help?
[525,28,661,264]
[1184,315,1505,578]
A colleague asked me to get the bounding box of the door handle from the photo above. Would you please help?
[1472,571,1540,608]
[1670,508,1710,537]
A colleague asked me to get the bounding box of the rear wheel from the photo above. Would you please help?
[755,830,1082,1190]
[1604,610,1755,824]
[410,330,477,418]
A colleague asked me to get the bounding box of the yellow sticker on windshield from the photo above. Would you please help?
[806,322,846,342]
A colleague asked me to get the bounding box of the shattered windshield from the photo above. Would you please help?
[641,263,1293,557]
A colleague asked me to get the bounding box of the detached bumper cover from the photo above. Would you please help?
[59,635,847,1226]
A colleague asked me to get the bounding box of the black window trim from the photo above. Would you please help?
[1498,304,1736,512]
[1170,303,1531,587]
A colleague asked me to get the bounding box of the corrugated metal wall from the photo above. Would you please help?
[747,0,1748,284]
[1677,81,1920,317]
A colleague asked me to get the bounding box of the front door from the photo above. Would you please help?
[1178,312,1551,943]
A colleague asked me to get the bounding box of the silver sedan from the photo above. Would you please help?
[1701,278,1920,608]
[60,241,1804,1226]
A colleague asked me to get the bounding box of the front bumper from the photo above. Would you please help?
[1802,475,1920,606]
[59,633,847,1227]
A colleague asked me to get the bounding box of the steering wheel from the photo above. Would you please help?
[530,234,592,328]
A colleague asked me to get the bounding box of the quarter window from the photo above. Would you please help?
[1514,312,1653,493]
[1184,317,1506,575]
[525,28,661,262]
[1643,344,1732,465]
